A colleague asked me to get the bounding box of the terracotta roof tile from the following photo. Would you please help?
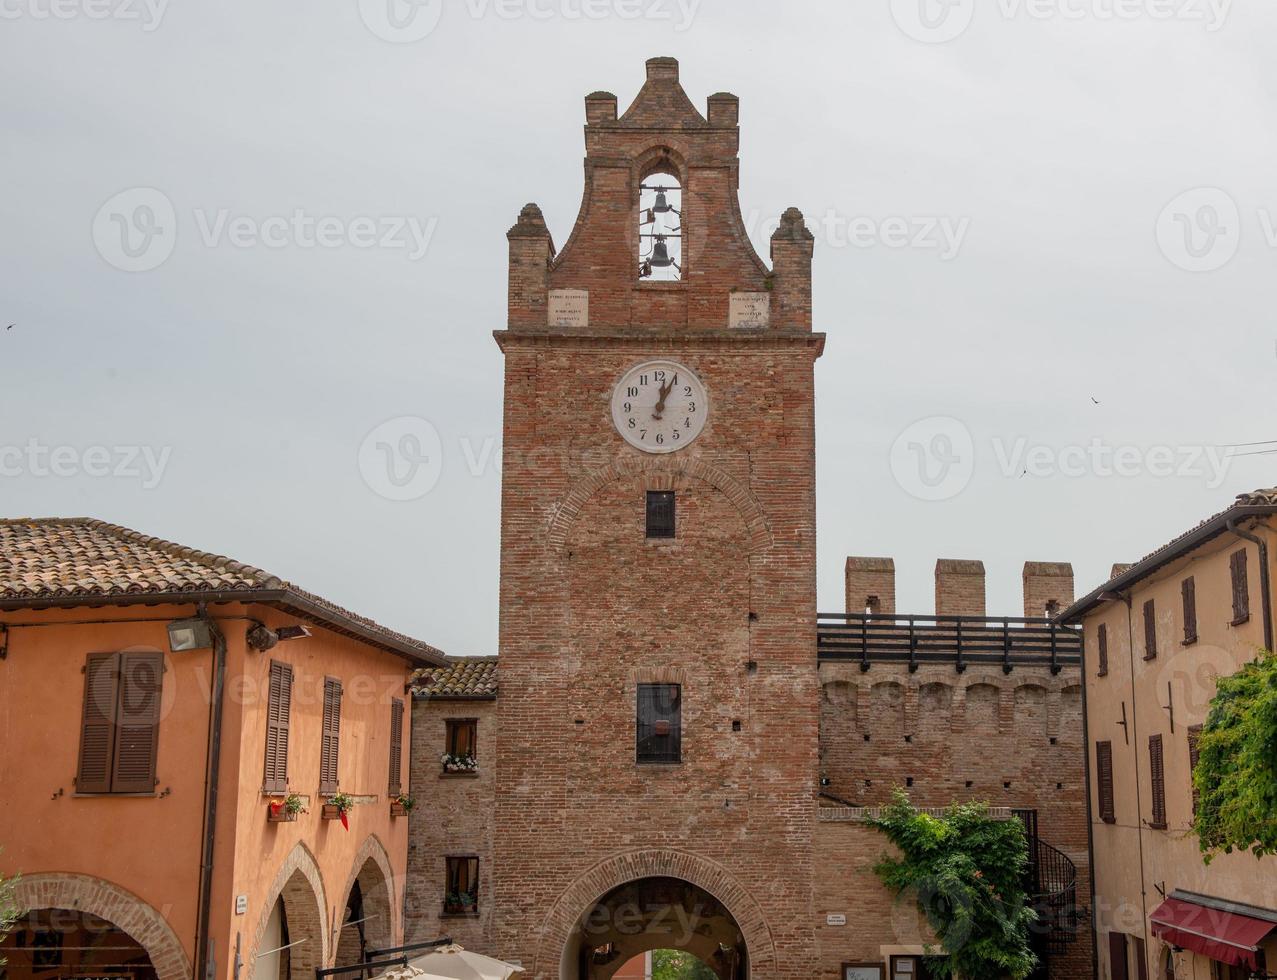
[0,518,446,665]
[413,657,498,699]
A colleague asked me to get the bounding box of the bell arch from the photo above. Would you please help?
[11,873,191,980]
[533,849,776,979]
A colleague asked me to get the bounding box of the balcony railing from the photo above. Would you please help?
[817,613,1082,674]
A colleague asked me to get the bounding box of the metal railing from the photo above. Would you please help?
[817,613,1082,674]
[1028,838,1080,953]
[315,938,452,980]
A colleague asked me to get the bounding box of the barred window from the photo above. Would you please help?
[646,491,676,539]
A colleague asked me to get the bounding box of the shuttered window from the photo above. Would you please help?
[1096,740,1115,824]
[1187,725,1203,816]
[1230,549,1250,625]
[1132,936,1148,980]
[1148,734,1167,830]
[637,683,682,764]
[1143,599,1158,660]
[263,661,293,794]
[388,698,404,797]
[319,677,342,794]
[1181,577,1198,645]
[445,719,478,760]
[77,651,163,795]
[1096,623,1109,677]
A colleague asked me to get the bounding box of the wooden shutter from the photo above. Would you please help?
[1096,740,1115,824]
[1187,725,1203,815]
[263,661,293,793]
[388,698,404,796]
[1109,932,1129,980]
[110,651,163,793]
[1148,734,1167,829]
[1231,549,1250,624]
[320,677,342,794]
[1181,577,1197,644]
[1097,624,1109,677]
[77,653,120,794]
[1143,599,1157,660]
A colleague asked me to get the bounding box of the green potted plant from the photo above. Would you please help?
[322,792,355,829]
[391,793,415,818]
[267,793,306,823]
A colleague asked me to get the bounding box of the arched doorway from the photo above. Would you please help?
[6,875,190,980]
[333,856,394,972]
[251,845,328,980]
[563,878,748,980]
[2,908,158,980]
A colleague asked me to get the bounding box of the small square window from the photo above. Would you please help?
[637,683,681,763]
[646,491,676,539]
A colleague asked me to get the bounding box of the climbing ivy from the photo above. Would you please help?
[867,791,1037,980]
[1193,650,1277,861]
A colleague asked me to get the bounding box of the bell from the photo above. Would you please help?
[650,238,673,267]
[652,189,673,214]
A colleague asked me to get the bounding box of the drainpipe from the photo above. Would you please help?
[195,611,228,980]
[1075,626,1101,980]
[1226,520,1274,652]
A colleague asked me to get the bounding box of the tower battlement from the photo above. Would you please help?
[846,556,1077,620]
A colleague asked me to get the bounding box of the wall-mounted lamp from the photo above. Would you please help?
[247,623,279,653]
[276,625,312,642]
[168,617,215,653]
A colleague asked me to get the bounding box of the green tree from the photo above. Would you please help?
[1194,650,1277,860]
[0,861,22,967]
[650,948,717,980]
[867,790,1037,980]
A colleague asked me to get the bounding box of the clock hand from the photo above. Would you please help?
[652,377,675,420]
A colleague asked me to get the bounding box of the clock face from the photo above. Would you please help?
[611,360,708,454]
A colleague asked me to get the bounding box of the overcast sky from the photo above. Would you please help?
[3,0,1274,656]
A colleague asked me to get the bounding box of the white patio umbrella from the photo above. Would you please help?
[402,944,523,980]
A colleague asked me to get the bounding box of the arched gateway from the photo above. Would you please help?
[536,851,776,980]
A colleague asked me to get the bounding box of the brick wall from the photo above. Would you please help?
[405,698,496,950]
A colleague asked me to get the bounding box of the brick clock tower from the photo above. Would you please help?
[493,58,823,980]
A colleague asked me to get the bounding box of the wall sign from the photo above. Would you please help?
[548,289,589,328]
[826,913,848,926]
[842,966,884,980]
[729,292,770,329]
[234,894,248,915]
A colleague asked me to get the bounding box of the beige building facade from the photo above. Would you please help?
[1065,489,1277,980]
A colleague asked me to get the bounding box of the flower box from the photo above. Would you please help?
[390,802,410,818]
[321,804,344,820]
[267,805,297,823]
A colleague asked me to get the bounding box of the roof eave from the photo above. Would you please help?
[1059,504,1277,623]
[0,588,447,667]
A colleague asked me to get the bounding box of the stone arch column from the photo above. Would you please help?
[532,849,777,979]
[249,842,329,980]
[332,835,397,967]
[12,873,191,980]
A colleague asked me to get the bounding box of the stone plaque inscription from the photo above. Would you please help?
[729,292,770,329]
[548,289,589,328]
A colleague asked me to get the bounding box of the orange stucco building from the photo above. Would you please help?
[0,519,446,980]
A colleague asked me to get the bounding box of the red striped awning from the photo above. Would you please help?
[1150,897,1276,970]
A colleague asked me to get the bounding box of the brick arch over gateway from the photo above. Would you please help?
[13,873,192,980]
[546,457,772,554]
[332,834,397,960]
[532,849,777,978]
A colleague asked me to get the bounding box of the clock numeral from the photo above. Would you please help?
[640,429,648,440]
[655,433,664,445]
[654,370,667,382]
[623,402,632,414]
[627,387,639,398]
[639,375,649,386]
[628,419,637,430]
[684,418,691,428]
[688,402,696,413]
[684,386,692,396]
[672,430,680,441]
